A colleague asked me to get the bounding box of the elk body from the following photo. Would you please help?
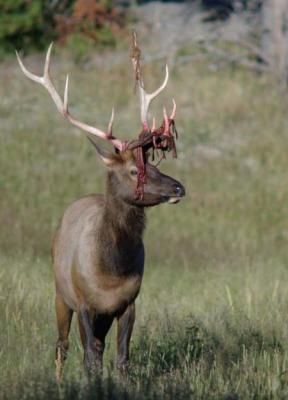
[17,36,185,379]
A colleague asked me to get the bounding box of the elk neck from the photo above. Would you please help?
[102,171,146,238]
[96,171,146,276]
[104,172,145,231]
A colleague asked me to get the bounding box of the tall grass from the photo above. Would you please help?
[1,46,288,398]
[2,254,288,399]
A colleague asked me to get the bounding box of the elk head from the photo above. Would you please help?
[16,33,185,206]
[88,138,185,207]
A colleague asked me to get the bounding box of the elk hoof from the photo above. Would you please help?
[117,360,130,378]
[84,348,103,377]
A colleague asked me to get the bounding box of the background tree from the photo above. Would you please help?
[0,0,122,57]
[261,0,288,84]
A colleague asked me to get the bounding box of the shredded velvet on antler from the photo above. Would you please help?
[134,114,178,199]
[131,31,178,199]
[16,33,178,200]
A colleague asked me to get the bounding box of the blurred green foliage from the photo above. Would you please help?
[0,0,122,58]
[0,0,45,56]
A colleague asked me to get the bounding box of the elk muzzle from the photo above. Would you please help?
[134,164,185,207]
[167,182,185,204]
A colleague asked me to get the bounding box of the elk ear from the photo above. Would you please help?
[87,136,120,167]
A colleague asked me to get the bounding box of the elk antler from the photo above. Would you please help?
[139,65,169,130]
[131,31,170,130]
[16,43,126,152]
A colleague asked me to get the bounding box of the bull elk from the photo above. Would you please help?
[16,33,185,379]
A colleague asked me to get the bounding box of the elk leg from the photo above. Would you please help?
[117,302,135,374]
[92,314,114,370]
[78,309,113,375]
[55,294,73,382]
[78,307,99,375]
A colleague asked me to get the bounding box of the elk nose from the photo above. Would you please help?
[173,184,185,197]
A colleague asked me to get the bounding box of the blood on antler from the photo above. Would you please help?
[130,31,178,198]
[16,34,179,199]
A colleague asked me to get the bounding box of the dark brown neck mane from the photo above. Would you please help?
[98,172,146,276]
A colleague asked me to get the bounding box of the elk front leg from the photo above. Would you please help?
[92,313,114,370]
[117,303,135,374]
[78,307,113,376]
[78,307,98,375]
[55,294,73,382]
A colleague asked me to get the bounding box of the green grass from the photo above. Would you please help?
[2,45,288,399]
[2,255,288,399]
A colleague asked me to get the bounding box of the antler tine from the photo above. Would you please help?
[44,42,53,78]
[16,43,65,115]
[151,116,156,132]
[139,65,169,129]
[131,31,170,130]
[107,107,115,136]
[163,107,169,134]
[170,98,176,120]
[16,50,43,84]
[64,74,69,115]
[16,43,125,151]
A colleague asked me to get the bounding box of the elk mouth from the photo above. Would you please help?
[167,196,182,204]
[166,182,185,204]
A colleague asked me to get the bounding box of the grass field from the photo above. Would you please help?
[2,43,288,399]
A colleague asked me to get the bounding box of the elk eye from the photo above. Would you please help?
[130,169,138,176]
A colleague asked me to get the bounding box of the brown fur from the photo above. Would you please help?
[52,147,185,378]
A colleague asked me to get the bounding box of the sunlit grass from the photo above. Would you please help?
[2,253,288,399]
[2,45,288,398]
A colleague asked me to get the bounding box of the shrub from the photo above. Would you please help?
[0,0,124,58]
[0,0,45,56]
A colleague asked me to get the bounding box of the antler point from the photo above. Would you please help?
[64,74,69,113]
[107,107,115,136]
